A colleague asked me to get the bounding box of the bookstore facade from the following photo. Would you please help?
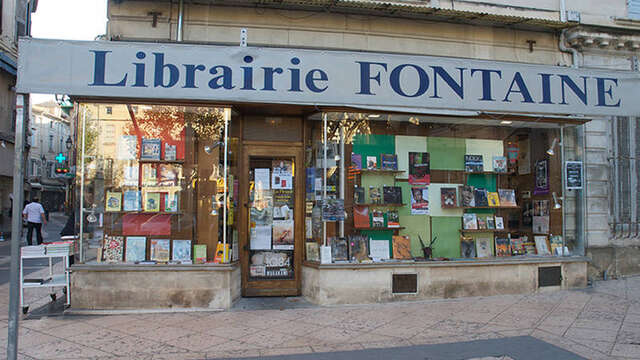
[17,38,639,309]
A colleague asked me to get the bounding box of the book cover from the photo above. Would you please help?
[273,220,295,249]
[172,239,191,262]
[550,235,564,255]
[477,217,487,230]
[463,213,478,230]
[158,164,181,186]
[535,235,551,255]
[534,159,550,195]
[353,205,370,228]
[498,189,517,207]
[371,209,385,228]
[369,186,381,204]
[369,239,390,261]
[366,156,377,170]
[495,238,511,256]
[518,138,531,175]
[125,236,146,262]
[492,156,507,173]
[321,198,345,222]
[331,237,349,262]
[440,187,457,208]
[122,165,139,187]
[164,193,178,212]
[144,192,161,212]
[533,216,549,234]
[524,242,536,255]
[383,186,402,204]
[387,210,400,228]
[474,188,489,207]
[487,192,500,207]
[464,154,484,173]
[106,191,122,212]
[392,235,412,260]
[510,236,525,255]
[193,244,207,264]
[150,239,170,262]
[475,237,492,257]
[351,153,362,170]
[495,216,505,229]
[306,242,320,261]
[410,187,429,215]
[381,154,398,171]
[213,242,229,263]
[534,200,550,216]
[486,216,496,229]
[123,190,141,211]
[117,135,137,160]
[141,138,161,160]
[349,235,370,263]
[460,236,476,258]
[142,163,158,186]
[354,186,365,204]
[102,235,124,263]
[408,152,430,185]
[164,143,177,161]
[506,141,519,169]
[459,185,475,207]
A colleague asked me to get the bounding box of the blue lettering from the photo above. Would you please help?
[596,77,621,107]
[430,66,465,99]
[88,50,127,87]
[560,75,588,105]
[305,69,328,93]
[471,69,502,101]
[390,64,429,98]
[241,56,255,90]
[153,53,179,88]
[261,67,283,91]
[288,57,302,92]
[356,61,387,95]
[183,64,205,88]
[538,73,554,104]
[132,51,147,88]
[503,72,534,103]
[208,65,234,89]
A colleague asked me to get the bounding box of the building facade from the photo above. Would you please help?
[16,0,640,309]
[0,0,32,238]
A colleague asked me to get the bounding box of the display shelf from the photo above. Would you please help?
[459,229,511,233]
[452,206,520,209]
[359,169,404,174]
[354,203,405,207]
[355,227,405,230]
[105,211,183,215]
[139,159,185,164]
[22,274,68,288]
[464,171,516,175]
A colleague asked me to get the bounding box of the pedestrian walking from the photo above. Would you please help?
[23,197,47,245]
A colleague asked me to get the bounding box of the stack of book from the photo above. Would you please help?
[21,245,46,257]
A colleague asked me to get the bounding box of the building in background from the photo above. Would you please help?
[0,0,34,238]
[28,101,71,214]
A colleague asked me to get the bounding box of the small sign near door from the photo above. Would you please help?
[565,161,583,190]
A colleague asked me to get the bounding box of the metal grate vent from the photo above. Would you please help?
[538,266,562,287]
[392,274,417,294]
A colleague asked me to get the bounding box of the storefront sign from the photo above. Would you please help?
[17,38,640,116]
[565,161,583,190]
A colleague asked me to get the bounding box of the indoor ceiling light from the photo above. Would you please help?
[368,114,380,118]
[500,120,513,125]
[408,117,420,125]
[552,192,562,209]
[547,138,559,156]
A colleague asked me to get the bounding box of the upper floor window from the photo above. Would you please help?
[48,134,54,152]
[106,106,112,115]
[629,0,640,20]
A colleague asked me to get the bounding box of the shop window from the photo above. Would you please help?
[630,0,640,20]
[77,104,236,265]
[305,112,574,264]
[48,134,53,152]
[611,117,640,235]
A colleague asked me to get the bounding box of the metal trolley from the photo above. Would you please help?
[20,246,70,314]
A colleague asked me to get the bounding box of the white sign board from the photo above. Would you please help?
[17,38,640,116]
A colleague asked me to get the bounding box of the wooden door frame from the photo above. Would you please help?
[239,143,304,297]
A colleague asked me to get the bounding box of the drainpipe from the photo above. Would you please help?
[177,0,184,41]
[559,28,579,69]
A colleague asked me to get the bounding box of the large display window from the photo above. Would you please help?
[304,113,585,264]
[75,103,237,265]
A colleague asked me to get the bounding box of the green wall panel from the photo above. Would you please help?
[399,215,430,257]
[430,216,462,258]
[427,137,466,171]
[353,134,395,169]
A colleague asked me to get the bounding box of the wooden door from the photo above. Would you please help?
[239,144,304,296]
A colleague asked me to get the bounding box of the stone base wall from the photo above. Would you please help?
[70,264,241,310]
[303,259,588,306]
[587,246,640,280]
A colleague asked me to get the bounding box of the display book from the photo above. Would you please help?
[100,236,195,264]
[306,234,413,263]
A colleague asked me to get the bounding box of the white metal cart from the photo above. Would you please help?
[20,245,70,314]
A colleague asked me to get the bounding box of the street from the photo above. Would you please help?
[0,217,638,359]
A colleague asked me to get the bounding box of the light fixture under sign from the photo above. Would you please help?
[500,120,513,125]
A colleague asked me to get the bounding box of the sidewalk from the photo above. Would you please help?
[0,220,638,359]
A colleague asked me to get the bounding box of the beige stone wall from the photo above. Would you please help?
[303,261,588,306]
[71,266,241,309]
